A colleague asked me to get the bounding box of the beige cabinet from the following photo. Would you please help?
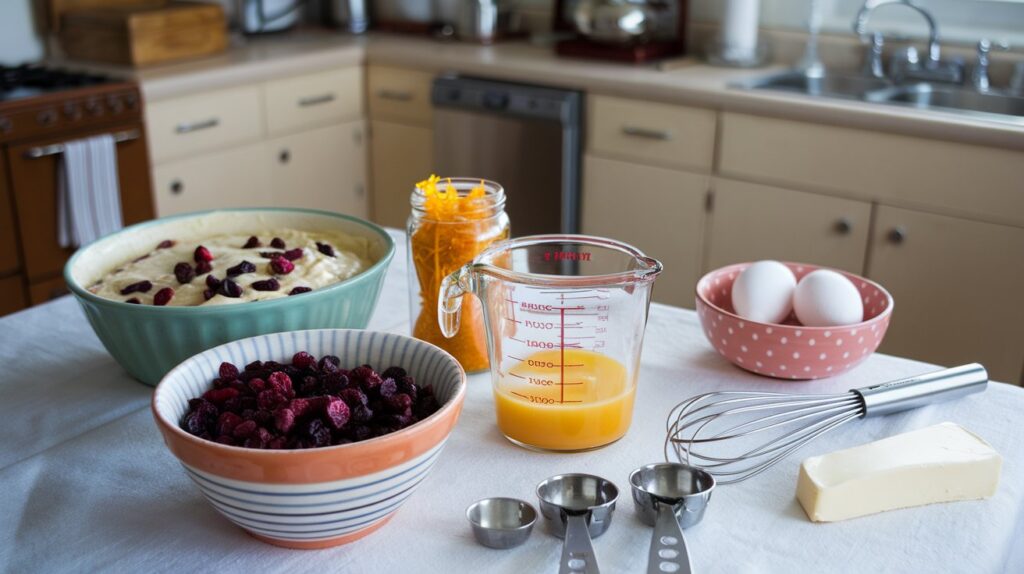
[367,65,436,229]
[581,155,707,308]
[147,66,365,218]
[369,120,432,228]
[867,206,1024,384]
[153,143,272,215]
[706,178,872,274]
[267,121,368,217]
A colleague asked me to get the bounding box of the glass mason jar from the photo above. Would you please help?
[407,177,510,373]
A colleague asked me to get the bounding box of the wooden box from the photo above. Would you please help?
[59,1,227,67]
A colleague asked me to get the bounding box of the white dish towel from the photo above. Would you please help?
[57,134,124,248]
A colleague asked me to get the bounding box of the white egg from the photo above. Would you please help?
[793,269,864,327]
[731,261,797,324]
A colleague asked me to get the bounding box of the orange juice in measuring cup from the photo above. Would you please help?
[438,235,662,451]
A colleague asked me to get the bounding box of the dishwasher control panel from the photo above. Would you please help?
[432,75,575,122]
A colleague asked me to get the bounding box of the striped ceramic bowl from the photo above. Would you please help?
[152,329,467,549]
[65,208,395,386]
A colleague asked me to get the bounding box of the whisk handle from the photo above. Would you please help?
[854,363,988,418]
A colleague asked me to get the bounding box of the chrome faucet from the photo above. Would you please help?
[971,39,1010,92]
[853,0,963,84]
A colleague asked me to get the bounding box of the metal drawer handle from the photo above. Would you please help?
[24,129,140,159]
[621,126,672,140]
[299,93,336,107]
[175,118,220,134]
[377,89,414,102]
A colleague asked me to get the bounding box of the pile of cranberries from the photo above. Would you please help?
[121,236,337,305]
[179,353,441,449]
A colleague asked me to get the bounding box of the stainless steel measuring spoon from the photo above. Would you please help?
[536,474,619,574]
[629,463,716,574]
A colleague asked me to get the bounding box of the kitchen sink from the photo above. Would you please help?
[740,70,1024,124]
[867,84,1024,119]
[740,72,894,99]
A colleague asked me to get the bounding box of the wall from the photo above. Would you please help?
[0,0,44,63]
[691,0,1024,46]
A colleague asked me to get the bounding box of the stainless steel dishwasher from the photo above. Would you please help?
[431,75,582,236]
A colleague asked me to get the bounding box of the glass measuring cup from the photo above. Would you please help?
[439,235,662,451]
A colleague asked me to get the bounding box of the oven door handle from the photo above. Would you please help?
[23,129,141,159]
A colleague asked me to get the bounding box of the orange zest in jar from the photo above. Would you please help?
[409,176,510,372]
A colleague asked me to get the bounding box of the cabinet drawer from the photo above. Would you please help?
[0,275,27,317]
[367,65,434,125]
[587,95,716,171]
[147,85,263,163]
[267,121,368,217]
[153,143,272,216]
[706,178,872,274]
[581,155,708,308]
[719,112,1024,226]
[265,67,363,136]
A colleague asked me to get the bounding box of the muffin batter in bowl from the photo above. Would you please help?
[89,229,372,306]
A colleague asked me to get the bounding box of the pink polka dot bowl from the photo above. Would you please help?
[695,262,893,380]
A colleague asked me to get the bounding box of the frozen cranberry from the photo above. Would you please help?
[217,412,243,436]
[305,419,331,448]
[251,278,280,291]
[202,289,215,301]
[339,388,368,407]
[270,256,295,275]
[283,248,304,261]
[205,275,221,290]
[153,287,175,306]
[174,262,195,284]
[157,239,176,249]
[195,260,212,275]
[219,279,242,298]
[292,352,316,370]
[194,245,213,263]
[325,398,350,430]
[316,242,336,257]
[119,280,152,295]
[203,387,240,405]
[232,420,257,439]
[380,378,398,399]
[274,408,296,434]
[268,371,293,394]
[242,236,261,249]
[125,298,141,304]
[226,260,256,277]
[258,389,287,411]
[215,435,236,446]
[382,367,408,381]
[270,237,286,249]
[386,393,413,415]
[219,362,239,380]
[267,437,287,449]
[319,355,341,373]
[289,286,312,296]
[259,251,285,259]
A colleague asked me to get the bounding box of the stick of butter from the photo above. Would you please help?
[796,422,1001,522]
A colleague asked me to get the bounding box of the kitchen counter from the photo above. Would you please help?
[76,30,1024,151]
[1,229,1022,573]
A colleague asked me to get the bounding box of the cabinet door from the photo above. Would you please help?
[706,178,872,274]
[369,120,432,229]
[0,275,27,317]
[0,157,20,275]
[867,206,1024,384]
[267,121,368,217]
[367,66,434,126]
[581,155,707,309]
[153,142,272,216]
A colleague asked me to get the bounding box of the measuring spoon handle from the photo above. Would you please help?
[560,514,601,574]
[648,503,693,574]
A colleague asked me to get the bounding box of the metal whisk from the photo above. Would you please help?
[665,363,988,484]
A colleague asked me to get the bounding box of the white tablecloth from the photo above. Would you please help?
[2,230,1022,574]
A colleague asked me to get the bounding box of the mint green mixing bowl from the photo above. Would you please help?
[65,208,395,385]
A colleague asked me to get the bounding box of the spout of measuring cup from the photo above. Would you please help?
[438,265,475,338]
